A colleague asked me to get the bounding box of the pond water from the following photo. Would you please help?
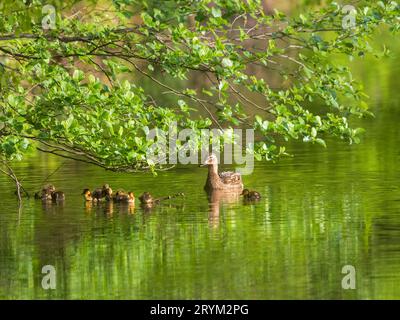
[1,50,399,300]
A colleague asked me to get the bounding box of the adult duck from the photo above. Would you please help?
[202,154,243,191]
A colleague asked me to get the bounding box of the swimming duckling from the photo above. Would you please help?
[103,184,113,201]
[35,184,56,201]
[116,191,135,203]
[92,184,112,201]
[138,192,185,205]
[82,188,93,202]
[241,189,261,201]
[92,188,103,201]
[51,191,65,201]
[113,190,125,202]
[139,192,154,205]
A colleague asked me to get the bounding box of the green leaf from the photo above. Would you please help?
[311,127,317,138]
[211,7,222,18]
[315,138,327,148]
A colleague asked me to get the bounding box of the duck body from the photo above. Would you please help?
[35,190,52,201]
[139,192,154,205]
[241,189,261,201]
[35,184,58,201]
[51,191,65,201]
[115,191,135,203]
[92,184,112,201]
[103,184,113,201]
[92,188,103,201]
[203,154,243,192]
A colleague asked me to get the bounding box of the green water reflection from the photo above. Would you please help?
[0,40,399,300]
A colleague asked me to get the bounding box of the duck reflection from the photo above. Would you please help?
[206,190,241,228]
[84,200,135,215]
[41,198,65,214]
[118,202,135,215]
[84,200,114,216]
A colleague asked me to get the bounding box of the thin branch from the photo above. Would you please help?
[123,58,223,130]
[0,160,29,204]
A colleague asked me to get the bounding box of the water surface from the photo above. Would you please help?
[0,48,399,300]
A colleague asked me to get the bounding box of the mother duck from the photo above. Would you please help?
[202,154,243,191]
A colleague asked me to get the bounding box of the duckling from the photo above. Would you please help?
[138,192,185,205]
[139,192,154,205]
[103,184,113,201]
[51,191,65,201]
[92,184,112,201]
[115,191,135,203]
[114,190,125,202]
[126,191,135,204]
[241,189,261,201]
[35,184,56,201]
[82,188,93,202]
[92,188,103,201]
[45,184,56,193]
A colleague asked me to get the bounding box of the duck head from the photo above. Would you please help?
[82,188,93,201]
[128,192,135,202]
[44,184,56,193]
[102,184,113,198]
[241,189,250,196]
[203,154,218,166]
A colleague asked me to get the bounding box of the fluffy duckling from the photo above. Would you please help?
[82,188,93,202]
[241,189,261,201]
[103,184,113,201]
[51,191,65,201]
[35,184,56,201]
[113,190,125,202]
[139,192,185,205]
[91,188,103,201]
[115,191,135,203]
[92,184,112,201]
[126,192,135,203]
[139,192,154,205]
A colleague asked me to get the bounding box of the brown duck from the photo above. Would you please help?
[35,184,65,201]
[202,154,243,191]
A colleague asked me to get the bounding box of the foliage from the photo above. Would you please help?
[0,0,399,171]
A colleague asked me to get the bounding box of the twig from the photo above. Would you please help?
[39,160,67,189]
[0,160,29,204]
